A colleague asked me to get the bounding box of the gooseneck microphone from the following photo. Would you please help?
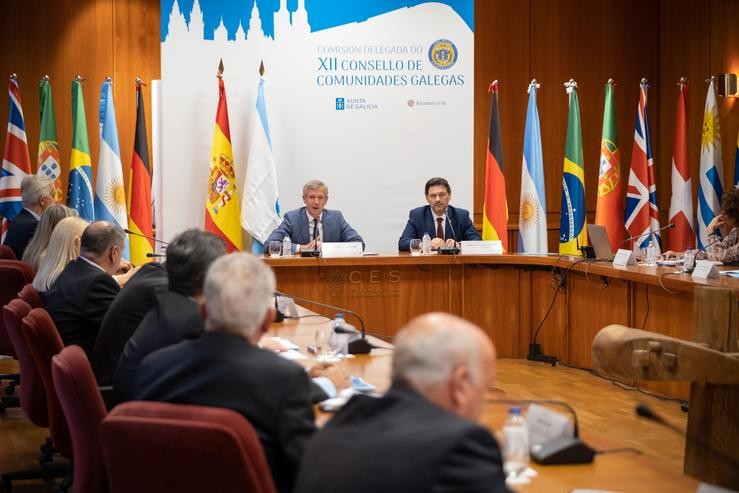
[439,215,460,255]
[487,397,595,465]
[274,290,374,354]
[124,228,169,245]
[145,253,166,258]
[617,223,674,250]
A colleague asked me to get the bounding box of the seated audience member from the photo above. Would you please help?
[43,221,124,357]
[32,217,88,293]
[113,229,226,400]
[22,204,78,272]
[134,253,316,493]
[398,176,481,251]
[295,312,509,493]
[265,179,363,253]
[698,187,739,264]
[3,175,56,259]
[91,261,168,386]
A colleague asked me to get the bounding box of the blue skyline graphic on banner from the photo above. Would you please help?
[161,0,474,41]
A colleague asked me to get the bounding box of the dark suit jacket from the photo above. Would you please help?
[134,331,316,493]
[295,382,509,493]
[42,258,120,358]
[398,204,481,251]
[265,207,364,250]
[3,208,39,259]
[91,262,168,385]
[113,288,202,403]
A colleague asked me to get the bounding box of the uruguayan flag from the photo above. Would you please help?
[697,79,724,248]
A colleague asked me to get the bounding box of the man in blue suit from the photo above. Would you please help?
[265,180,363,253]
[398,177,481,251]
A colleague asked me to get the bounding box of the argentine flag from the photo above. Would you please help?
[242,76,281,253]
[518,82,548,253]
[95,78,130,258]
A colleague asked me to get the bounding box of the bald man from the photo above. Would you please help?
[295,313,509,493]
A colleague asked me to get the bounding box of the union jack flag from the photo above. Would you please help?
[624,80,661,253]
[0,75,32,222]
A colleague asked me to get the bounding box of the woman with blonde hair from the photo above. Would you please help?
[22,204,78,272]
[33,217,88,293]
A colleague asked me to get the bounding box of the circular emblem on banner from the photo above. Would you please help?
[428,39,458,70]
[407,99,415,107]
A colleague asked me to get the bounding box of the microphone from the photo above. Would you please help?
[124,228,168,245]
[488,397,595,465]
[635,403,739,469]
[439,215,460,255]
[146,252,166,258]
[275,290,374,354]
[618,223,674,251]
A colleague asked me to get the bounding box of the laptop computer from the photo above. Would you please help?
[586,224,614,260]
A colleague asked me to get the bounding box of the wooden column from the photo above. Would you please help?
[684,286,739,489]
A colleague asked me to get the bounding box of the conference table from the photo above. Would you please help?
[266,252,739,400]
[269,307,700,492]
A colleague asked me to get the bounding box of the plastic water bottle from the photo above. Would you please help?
[421,232,431,255]
[645,240,657,266]
[282,236,292,258]
[503,406,529,478]
[683,248,696,273]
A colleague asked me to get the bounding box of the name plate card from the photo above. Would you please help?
[460,240,503,255]
[613,248,637,266]
[321,242,363,258]
[691,260,719,280]
[525,403,575,446]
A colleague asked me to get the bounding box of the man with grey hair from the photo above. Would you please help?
[3,174,55,258]
[265,179,364,252]
[43,221,125,358]
[135,253,317,493]
[295,312,509,493]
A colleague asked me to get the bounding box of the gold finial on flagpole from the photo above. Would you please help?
[218,59,224,77]
[259,60,265,77]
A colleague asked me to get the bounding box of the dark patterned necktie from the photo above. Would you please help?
[436,217,444,239]
[313,217,319,241]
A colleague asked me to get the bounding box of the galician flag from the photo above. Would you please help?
[482,81,508,251]
[518,80,547,253]
[668,78,695,251]
[37,76,63,202]
[559,80,587,255]
[204,64,243,252]
[0,75,32,221]
[67,77,94,221]
[95,78,130,258]
[128,78,154,265]
[697,79,724,248]
[594,80,624,253]
[241,71,281,253]
[625,80,661,253]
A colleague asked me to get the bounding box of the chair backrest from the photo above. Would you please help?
[22,307,72,458]
[2,299,47,427]
[0,260,34,357]
[52,345,107,493]
[18,283,43,309]
[0,245,17,260]
[100,402,277,493]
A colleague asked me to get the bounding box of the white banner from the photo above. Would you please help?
[160,0,474,253]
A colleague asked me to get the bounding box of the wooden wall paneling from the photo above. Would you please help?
[473,0,530,232]
[462,265,523,357]
[658,0,710,247]
[527,268,566,362]
[565,270,631,368]
[710,0,739,188]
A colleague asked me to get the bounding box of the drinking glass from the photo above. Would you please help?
[268,241,282,257]
[315,328,331,359]
[409,239,422,256]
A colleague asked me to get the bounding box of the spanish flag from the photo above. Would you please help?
[128,79,154,265]
[204,66,243,252]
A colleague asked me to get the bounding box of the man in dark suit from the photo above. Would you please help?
[265,179,363,253]
[43,221,124,358]
[398,176,481,251]
[134,253,316,493]
[91,261,168,386]
[295,312,509,493]
[3,175,55,258]
[112,229,226,400]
